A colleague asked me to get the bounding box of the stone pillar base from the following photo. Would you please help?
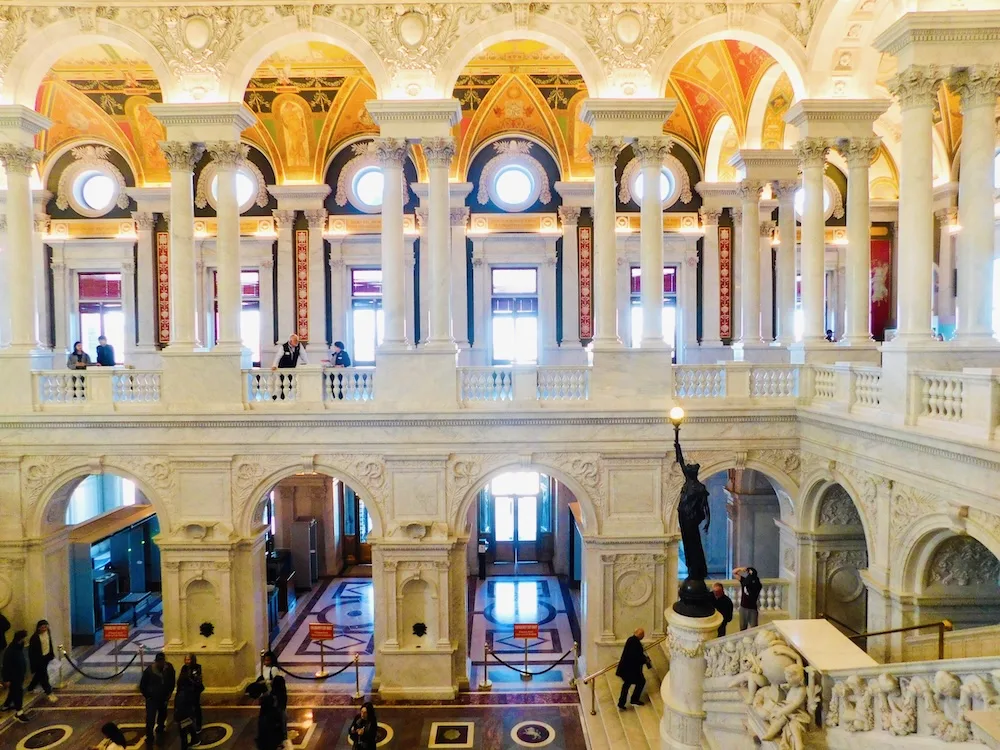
[376,348,459,411]
[788,340,844,365]
[590,349,673,409]
[0,351,36,414]
[682,343,732,364]
[661,608,722,750]
[732,342,788,363]
[831,340,882,364]
[160,348,246,410]
[379,649,458,700]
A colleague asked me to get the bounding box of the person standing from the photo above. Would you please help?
[348,701,378,750]
[27,620,57,703]
[712,583,734,638]
[615,628,652,710]
[329,341,352,368]
[255,692,285,750]
[174,665,199,750]
[184,654,204,738]
[140,652,175,744]
[734,566,763,630]
[270,334,308,400]
[96,335,116,367]
[1,629,30,722]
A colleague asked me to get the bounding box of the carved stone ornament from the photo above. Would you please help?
[748,449,801,481]
[783,548,796,573]
[476,140,551,206]
[558,206,581,225]
[446,454,512,526]
[738,179,766,203]
[618,152,691,207]
[615,554,655,607]
[422,136,456,168]
[926,536,1000,587]
[55,145,130,213]
[552,4,674,73]
[195,155,267,210]
[668,632,704,659]
[887,65,944,111]
[0,144,42,176]
[837,137,882,170]
[890,485,937,547]
[951,64,1000,110]
[304,208,327,230]
[772,179,800,202]
[160,142,206,172]
[534,452,605,518]
[336,140,409,213]
[793,138,829,169]
[132,211,155,231]
[587,137,622,167]
[818,484,862,527]
[206,141,248,169]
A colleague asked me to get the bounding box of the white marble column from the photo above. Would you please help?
[936,208,957,332]
[661,609,722,750]
[794,138,830,343]
[737,181,764,345]
[954,66,1000,343]
[839,137,881,344]
[0,217,8,347]
[635,137,672,349]
[541,250,559,360]
[0,145,42,350]
[416,208,429,344]
[679,246,699,359]
[304,208,328,347]
[121,259,137,359]
[329,250,346,343]
[759,220,775,341]
[774,181,798,344]
[587,136,622,348]
[206,141,246,349]
[50,258,68,352]
[160,142,204,348]
[558,206,582,347]
[132,211,157,352]
[699,208,722,347]
[375,138,408,349]
[273,209,295,342]
[258,257,275,365]
[424,137,457,349]
[32,207,51,349]
[887,66,942,342]
[451,208,470,351]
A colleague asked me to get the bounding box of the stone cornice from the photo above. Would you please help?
[366,99,462,128]
[729,149,800,180]
[580,98,676,137]
[0,105,52,137]
[874,11,1000,56]
[147,102,256,130]
[784,100,890,129]
[266,184,332,209]
[554,181,595,208]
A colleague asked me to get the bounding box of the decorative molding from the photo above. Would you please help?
[160,142,205,173]
[195,155,267,211]
[55,145,130,214]
[0,144,41,175]
[586,136,622,167]
[793,138,830,168]
[336,140,409,213]
[558,206,581,225]
[819,484,862,527]
[837,137,882,170]
[476,140,551,208]
[422,136,456,168]
[927,536,1000,587]
[951,64,1000,110]
[887,66,944,111]
[619,152,691,207]
[890,485,938,548]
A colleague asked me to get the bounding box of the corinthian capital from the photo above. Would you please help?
[422,137,456,167]
[160,142,205,172]
[739,180,765,203]
[951,64,1000,110]
[374,138,408,168]
[632,136,672,167]
[132,211,155,231]
[587,136,622,167]
[698,207,721,225]
[837,137,881,169]
[304,209,327,229]
[450,207,469,227]
[272,209,296,228]
[0,145,42,176]
[206,141,248,169]
[887,65,943,111]
[793,138,829,168]
[558,206,581,225]
[772,179,799,202]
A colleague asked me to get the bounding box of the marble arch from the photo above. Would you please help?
[235,456,387,539]
[892,509,1000,592]
[744,64,788,150]
[23,456,174,538]
[221,19,390,102]
[449,458,601,538]
[798,473,875,562]
[2,22,177,107]
[683,456,799,523]
[434,23,605,99]
[651,18,808,102]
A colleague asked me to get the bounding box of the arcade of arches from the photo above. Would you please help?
[0,1,999,748]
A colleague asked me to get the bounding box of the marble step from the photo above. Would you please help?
[602,673,651,750]
[578,682,612,750]
[591,670,629,750]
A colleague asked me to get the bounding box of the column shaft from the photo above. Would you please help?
[32,208,51,348]
[121,260,137,357]
[840,137,880,343]
[451,208,470,349]
[795,138,829,342]
[0,146,42,349]
[559,206,582,346]
[587,137,622,348]
[207,142,246,348]
[541,252,558,357]
[936,208,956,330]
[375,138,408,348]
[699,209,722,346]
[888,66,941,341]
[50,259,68,352]
[774,182,798,343]
[635,137,672,348]
[424,137,456,348]
[160,142,204,348]
[759,221,775,341]
[738,181,764,344]
[258,258,275,365]
[133,212,157,349]
[273,210,295,342]
[304,209,328,347]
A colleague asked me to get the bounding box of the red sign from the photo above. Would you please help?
[103,623,130,641]
[309,622,335,641]
[513,623,538,640]
[578,226,593,340]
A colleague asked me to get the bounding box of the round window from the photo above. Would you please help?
[210,169,258,211]
[73,170,116,213]
[353,166,385,208]
[494,164,535,208]
[793,187,832,217]
[632,167,673,203]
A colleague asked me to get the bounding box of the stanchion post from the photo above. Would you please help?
[590,679,597,716]
[478,643,492,691]
[114,644,119,675]
[58,645,65,689]
[315,640,329,679]
[352,653,363,700]
[569,641,578,687]
[521,637,532,682]
[260,649,266,679]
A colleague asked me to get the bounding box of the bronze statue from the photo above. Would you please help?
[673,428,715,617]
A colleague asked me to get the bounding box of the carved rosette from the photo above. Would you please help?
[793,138,829,168]
[422,136,456,168]
[586,137,622,168]
[160,142,205,172]
[887,65,943,111]
[889,485,938,548]
[206,141,248,169]
[0,145,42,176]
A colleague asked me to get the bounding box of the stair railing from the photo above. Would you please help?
[819,613,953,660]
[580,635,667,716]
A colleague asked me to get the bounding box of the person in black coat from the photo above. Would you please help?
[174,666,199,750]
[139,652,175,744]
[256,692,285,750]
[348,701,378,750]
[712,583,734,638]
[1,629,29,722]
[615,628,652,710]
[27,619,56,701]
[183,654,204,737]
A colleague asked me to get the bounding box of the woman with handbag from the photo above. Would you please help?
[348,701,378,750]
[173,665,198,750]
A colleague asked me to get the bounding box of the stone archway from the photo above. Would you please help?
[812,484,869,636]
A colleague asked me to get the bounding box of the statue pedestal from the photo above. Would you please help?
[660,609,721,750]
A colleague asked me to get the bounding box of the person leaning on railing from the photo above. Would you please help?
[270,334,308,400]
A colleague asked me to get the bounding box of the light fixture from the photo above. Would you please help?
[668,406,685,427]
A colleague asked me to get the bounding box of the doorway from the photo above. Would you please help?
[479,472,552,569]
[342,484,374,566]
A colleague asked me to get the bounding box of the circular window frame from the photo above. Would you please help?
[350,164,386,211]
[618,153,691,210]
[195,160,266,215]
[476,140,552,213]
[792,175,844,221]
[489,161,540,212]
[55,145,129,218]
[335,141,411,215]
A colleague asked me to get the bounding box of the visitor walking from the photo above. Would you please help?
[140,652,176,744]
[615,628,652,710]
[27,619,57,702]
[1,629,30,722]
[734,566,763,630]
[174,665,199,750]
[712,582,734,638]
[348,701,378,750]
[184,654,204,737]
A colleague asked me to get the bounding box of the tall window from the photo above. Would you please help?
[212,270,261,364]
[78,272,124,362]
[628,266,677,350]
[491,268,538,364]
[351,268,384,365]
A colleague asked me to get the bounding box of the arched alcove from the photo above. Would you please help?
[813,483,869,636]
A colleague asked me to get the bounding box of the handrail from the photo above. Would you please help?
[818,612,861,635]
[820,613,953,660]
[581,635,666,716]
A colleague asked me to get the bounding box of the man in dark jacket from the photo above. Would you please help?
[27,619,56,702]
[140,652,176,744]
[712,583,734,638]
[615,627,652,710]
[734,566,763,630]
[1,629,30,722]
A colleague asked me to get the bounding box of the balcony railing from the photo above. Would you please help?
[536,366,589,401]
[459,366,514,403]
[324,368,375,403]
[708,578,790,614]
[35,369,162,408]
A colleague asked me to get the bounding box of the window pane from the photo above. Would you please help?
[80,312,102,358]
[492,268,537,295]
[491,471,540,497]
[663,304,676,349]
[353,307,377,364]
[359,501,372,544]
[241,270,260,298]
[103,309,125,362]
[375,308,385,348]
[352,269,383,297]
[513,315,538,364]
[517,495,538,542]
[241,308,261,364]
[354,167,384,208]
[81,174,115,211]
[495,496,515,542]
[494,165,534,206]
[630,304,642,349]
[492,315,516,363]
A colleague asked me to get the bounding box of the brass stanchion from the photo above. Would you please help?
[58,645,65,689]
[478,643,492,691]
[315,641,328,678]
[569,641,578,687]
[352,653,363,700]
[521,636,532,681]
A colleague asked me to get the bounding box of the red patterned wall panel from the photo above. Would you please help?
[156,231,170,344]
[719,226,732,340]
[578,226,593,339]
[870,239,892,341]
[295,229,309,341]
